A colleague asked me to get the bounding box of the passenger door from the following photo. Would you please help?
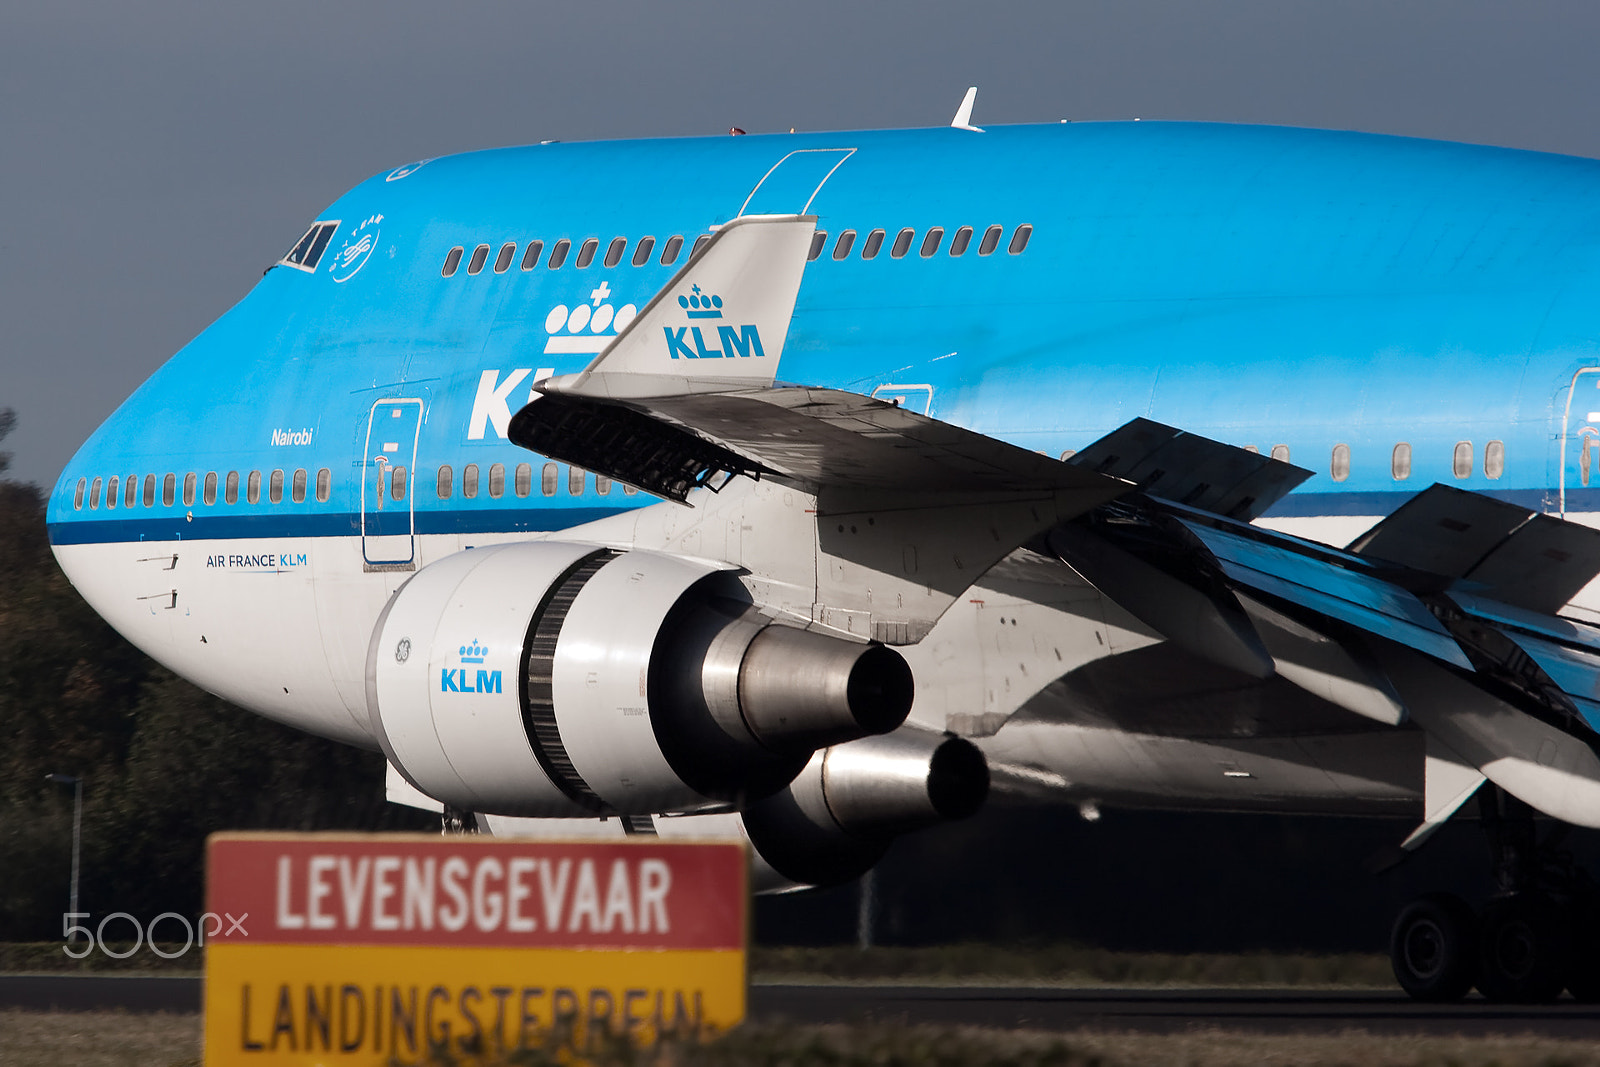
[361,398,423,569]
[1558,368,1600,517]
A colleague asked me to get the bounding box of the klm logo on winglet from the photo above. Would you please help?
[664,286,764,360]
[440,640,501,694]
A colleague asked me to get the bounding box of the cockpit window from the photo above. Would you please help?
[280,220,340,272]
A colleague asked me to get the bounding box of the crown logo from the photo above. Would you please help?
[678,285,723,320]
[459,641,488,664]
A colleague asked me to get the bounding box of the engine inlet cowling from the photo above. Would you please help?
[367,542,914,817]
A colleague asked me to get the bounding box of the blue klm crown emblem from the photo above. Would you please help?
[679,285,723,320]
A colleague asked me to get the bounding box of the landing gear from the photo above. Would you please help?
[1388,786,1599,1003]
[1475,896,1570,1002]
[1390,892,1476,1001]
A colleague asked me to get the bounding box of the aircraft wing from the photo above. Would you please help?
[510,210,1600,838]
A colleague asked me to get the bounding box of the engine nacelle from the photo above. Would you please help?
[742,727,990,889]
[366,542,913,817]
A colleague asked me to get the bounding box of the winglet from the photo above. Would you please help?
[540,215,816,401]
[951,87,982,132]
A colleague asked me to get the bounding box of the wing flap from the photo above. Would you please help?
[1067,417,1312,522]
[1346,484,1529,575]
[1465,513,1600,614]
[512,386,1122,499]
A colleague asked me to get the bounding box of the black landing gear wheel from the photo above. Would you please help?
[1390,892,1477,1001]
[1476,896,1570,1003]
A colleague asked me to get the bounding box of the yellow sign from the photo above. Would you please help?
[203,833,746,1065]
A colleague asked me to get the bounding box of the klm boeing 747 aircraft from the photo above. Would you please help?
[46,106,1600,1001]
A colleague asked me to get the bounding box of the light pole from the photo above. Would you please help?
[46,774,82,939]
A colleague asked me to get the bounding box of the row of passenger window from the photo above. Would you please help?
[72,468,333,511]
[72,460,641,512]
[442,224,1032,277]
[1155,440,1505,482]
[1319,440,1504,482]
[434,462,637,499]
[1056,440,1507,482]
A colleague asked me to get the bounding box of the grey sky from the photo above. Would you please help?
[6,0,1600,489]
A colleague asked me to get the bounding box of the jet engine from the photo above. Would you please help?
[365,541,914,817]
[742,727,990,889]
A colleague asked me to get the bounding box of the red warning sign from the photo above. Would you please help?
[202,833,746,1065]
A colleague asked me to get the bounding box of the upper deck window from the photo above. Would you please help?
[1008,224,1033,254]
[660,236,684,265]
[861,229,885,259]
[692,234,712,256]
[978,225,1003,256]
[890,229,915,258]
[833,230,856,259]
[280,220,340,273]
[575,239,599,268]
[493,243,517,274]
[920,228,945,258]
[632,237,656,267]
[950,227,973,256]
[603,237,627,268]
[548,240,571,269]
[442,247,464,277]
[808,232,828,261]
[466,245,491,275]
[521,241,544,271]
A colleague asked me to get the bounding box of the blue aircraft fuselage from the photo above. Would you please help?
[40,120,1600,757]
[46,121,1600,548]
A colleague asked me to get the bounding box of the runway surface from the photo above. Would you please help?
[6,975,1600,1037]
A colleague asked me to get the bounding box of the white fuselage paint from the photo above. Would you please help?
[54,505,1474,818]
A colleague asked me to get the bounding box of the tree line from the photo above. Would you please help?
[0,410,428,941]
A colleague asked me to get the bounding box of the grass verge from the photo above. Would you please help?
[749,945,1396,988]
[6,1011,1600,1067]
[1,942,1397,988]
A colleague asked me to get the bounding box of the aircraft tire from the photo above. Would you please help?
[1389,892,1476,1002]
[1476,896,1570,1003]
